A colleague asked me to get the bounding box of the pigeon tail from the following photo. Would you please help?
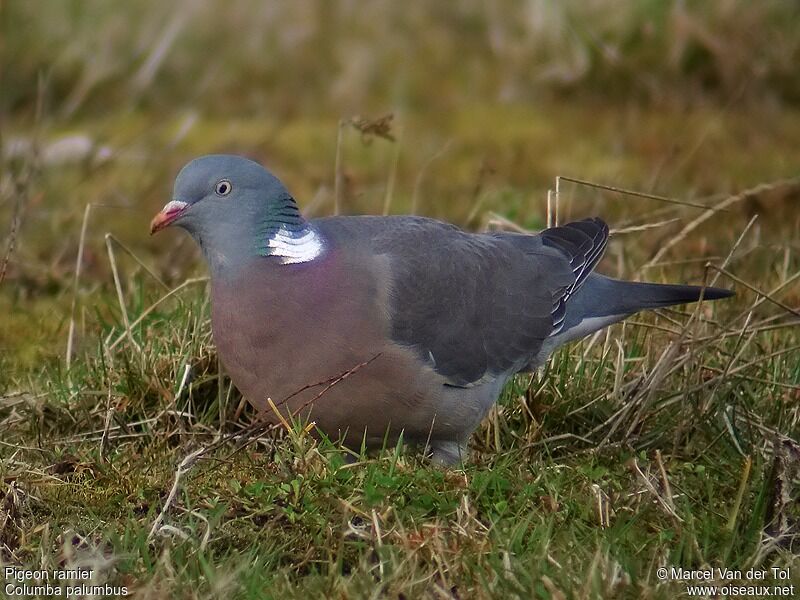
[541,273,734,350]
[607,279,734,312]
[569,273,733,321]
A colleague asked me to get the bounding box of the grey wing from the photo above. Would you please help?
[375,217,606,387]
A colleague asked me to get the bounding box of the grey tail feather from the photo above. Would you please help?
[544,275,734,348]
[571,273,735,321]
[609,279,734,312]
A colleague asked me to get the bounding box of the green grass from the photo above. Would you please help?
[2,2,800,598]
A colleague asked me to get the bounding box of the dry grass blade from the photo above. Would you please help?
[0,481,25,561]
[557,175,726,212]
[147,445,205,541]
[0,181,38,290]
[99,388,116,463]
[726,455,752,532]
[106,233,170,291]
[333,119,346,216]
[623,341,680,441]
[106,277,208,351]
[654,450,677,514]
[707,213,758,288]
[0,197,23,288]
[411,140,454,215]
[482,211,529,233]
[640,177,800,271]
[628,457,684,525]
[66,203,92,370]
[131,10,188,94]
[104,233,141,352]
[737,269,800,324]
[694,318,800,344]
[705,312,756,416]
[382,123,402,216]
[609,218,680,235]
[0,76,44,288]
[707,265,800,319]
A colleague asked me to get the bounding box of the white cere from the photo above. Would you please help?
[161,200,188,213]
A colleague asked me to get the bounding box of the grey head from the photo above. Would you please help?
[150,154,323,276]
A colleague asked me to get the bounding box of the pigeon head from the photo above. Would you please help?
[151,154,323,275]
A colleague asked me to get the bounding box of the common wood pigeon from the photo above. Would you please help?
[150,155,733,464]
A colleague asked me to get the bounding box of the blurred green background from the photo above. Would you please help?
[1,2,800,597]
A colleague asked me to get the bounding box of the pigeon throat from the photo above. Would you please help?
[257,198,324,265]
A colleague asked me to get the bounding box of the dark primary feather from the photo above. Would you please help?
[539,218,609,333]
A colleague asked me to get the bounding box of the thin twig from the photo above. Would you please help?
[554,176,560,226]
[131,10,188,94]
[557,175,728,212]
[706,265,800,318]
[273,354,381,410]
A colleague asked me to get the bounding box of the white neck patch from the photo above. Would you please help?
[266,225,324,265]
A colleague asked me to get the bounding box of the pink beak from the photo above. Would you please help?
[150,200,189,234]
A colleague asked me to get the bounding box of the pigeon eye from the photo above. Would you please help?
[215,179,232,196]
